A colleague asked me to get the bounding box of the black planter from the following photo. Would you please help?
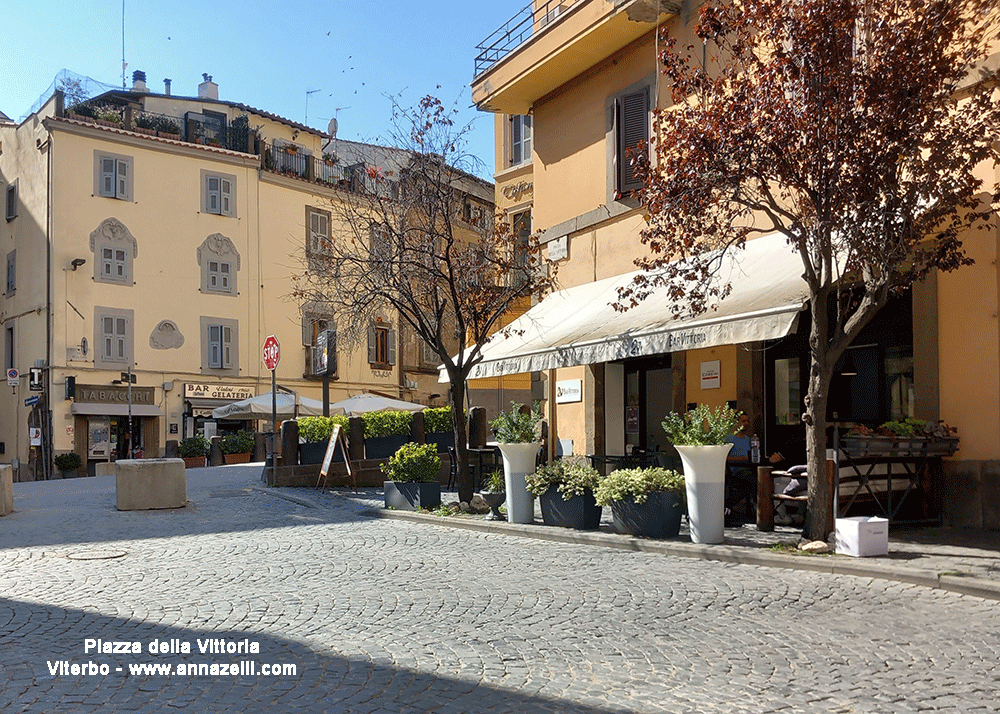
[299,441,344,465]
[425,431,455,453]
[610,491,684,538]
[384,481,442,511]
[539,486,602,530]
[365,435,410,460]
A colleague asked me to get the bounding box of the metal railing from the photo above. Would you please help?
[474,0,581,77]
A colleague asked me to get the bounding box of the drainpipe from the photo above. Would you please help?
[44,112,53,480]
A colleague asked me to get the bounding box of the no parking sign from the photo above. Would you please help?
[7,368,18,386]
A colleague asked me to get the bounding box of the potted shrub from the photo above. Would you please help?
[662,404,739,544]
[54,451,83,478]
[480,469,506,521]
[491,401,543,525]
[363,411,413,459]
[423,406,458,452]
[526,461,603,530]
[178,434,210,469]
[382,442,442,510]
[594,467,686,538]
[220,430,255,464]
[297,415,349,464]
[843,419,959,457]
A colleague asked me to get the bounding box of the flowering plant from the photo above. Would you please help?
[525,461,602,499]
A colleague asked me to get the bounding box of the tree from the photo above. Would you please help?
[623,0,1000,539]
[293,96,556,503]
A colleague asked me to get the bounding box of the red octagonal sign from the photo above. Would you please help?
[262,335,280,371]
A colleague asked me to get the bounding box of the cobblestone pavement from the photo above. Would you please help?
[2,467,999,713]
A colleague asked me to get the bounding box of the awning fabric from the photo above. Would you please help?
[71,403,164,417]
[447,233,809,381]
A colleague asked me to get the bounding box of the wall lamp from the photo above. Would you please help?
[70,258,87,270]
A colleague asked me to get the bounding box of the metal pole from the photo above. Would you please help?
[127,366,133,457]
[271,368,277,486]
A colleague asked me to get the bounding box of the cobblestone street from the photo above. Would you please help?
[1,467,998,713]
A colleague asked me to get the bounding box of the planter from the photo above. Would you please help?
[497,442,540,524]
[425,431,455,453]
[539,486,602,530]
[675,444,732,544]
[841,436,959,458]
[299,441,344,465]
[610,491,684,538]
[384,481,441,511]
[481,491,506,520]
[364,434,409,460]
[224,453,252,465]
[182,456,206,469]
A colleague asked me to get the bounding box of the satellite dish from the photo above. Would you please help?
[327,117,338,138]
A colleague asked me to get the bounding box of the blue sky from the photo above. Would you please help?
[1,0,510,179]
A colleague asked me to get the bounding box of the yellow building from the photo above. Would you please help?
[469,1,1000,527]
[0,71,491,479]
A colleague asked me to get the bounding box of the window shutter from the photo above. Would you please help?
[222,326,232,368]
[101,157,116,196]
[616,90,649,194]
[367,326,377,363]
[206,176,220,213]
[209,324,221,368]
[387,329,397,366]
[301,316,312,346]
[116,159,129,199]
[220,178,232,215]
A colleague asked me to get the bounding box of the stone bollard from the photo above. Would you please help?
[253,432,268,462]
[281,420,299,466]
[116,458,186,510]
[469,407,489,448]
[348,417,364,462]
[164,439,179,458]
[410,411,425,444]
[209,436,224,466]
[0,464,13,516]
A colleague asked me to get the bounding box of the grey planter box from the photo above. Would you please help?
[384,481,441,511]
[365,435,410,460]
[538,486,602,530]
[425,431,455,452]
[299,441,344,465]
[610,491,684,538]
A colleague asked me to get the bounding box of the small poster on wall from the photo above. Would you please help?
[626,406,640,434]
[701,360,721,390]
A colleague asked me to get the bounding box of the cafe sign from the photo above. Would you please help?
[555,379,582,404]
[183,383,255,401]
[75,384,155,404]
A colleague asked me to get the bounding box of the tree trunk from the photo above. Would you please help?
[449,375,473,503]
[804,293,835,541]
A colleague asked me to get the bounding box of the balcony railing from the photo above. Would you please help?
[474,0,582,77]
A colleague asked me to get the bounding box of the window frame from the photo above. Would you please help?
[367,324,396,368]
[5,250,14,295]
[206,259,233,293]
[200,316,239,375]
[508,114,532,167]
[4,322,14,371]
[94,151,134,201]
[93,306,134,370]
[100,246,129,283]
[606,76,653,203]
[5,181,17,221]
[306,206,332,256]
[201,170,236,217]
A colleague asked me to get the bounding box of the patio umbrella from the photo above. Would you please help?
[325,392,425,417]
[211,392,343,420]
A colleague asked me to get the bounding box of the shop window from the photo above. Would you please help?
[773,357,802,425]
[202,171,235,216]
[94,151,133,200]
[94,306,133,369]
[368,324,396,368]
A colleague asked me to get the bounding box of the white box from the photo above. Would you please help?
[835,516,889,557]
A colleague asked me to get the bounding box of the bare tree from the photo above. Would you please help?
[293,96,556,503]
[623,0,1000,539]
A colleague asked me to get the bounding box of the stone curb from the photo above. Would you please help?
[252,486,317,509]
[369,506,1000,602]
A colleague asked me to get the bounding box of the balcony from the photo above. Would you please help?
[472,0,676,114]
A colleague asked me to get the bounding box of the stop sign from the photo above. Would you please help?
[262,335,280,371]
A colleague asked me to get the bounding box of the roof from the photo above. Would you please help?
[0,109,12,123]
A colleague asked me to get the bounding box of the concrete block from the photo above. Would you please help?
[116,458,187,511]
[95,462,116,477]
[942,460,982,528]
[0,464,13,516]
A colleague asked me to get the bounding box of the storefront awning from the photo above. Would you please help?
[444,232,810,381]
[71,403,164,417]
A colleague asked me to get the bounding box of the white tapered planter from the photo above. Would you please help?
[497,442,540,524]
[675,444,732,544]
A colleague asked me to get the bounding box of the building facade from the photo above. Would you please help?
[469,0,1000,527]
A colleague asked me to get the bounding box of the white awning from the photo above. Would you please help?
[443,232,810,381]
[71,403,164,417]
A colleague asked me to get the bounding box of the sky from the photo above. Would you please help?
[1,0,509,179]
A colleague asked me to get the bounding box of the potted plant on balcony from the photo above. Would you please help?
[178,434,210,469]
[382,442,442,510]
[220,430,255,464]
[662,403,739,544]
[525,460,603,530]
[490,401,543,525]
[843,419,959,458]
[594,467,686,538]
[54,451,83,478]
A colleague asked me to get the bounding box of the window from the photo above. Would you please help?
[207,260,232,292]
[462,199,487,228]
[615,88,649,195]
[202,171,235,216]
[368,324,396,367]
[101,247,128,282]
[4,323,13,371]
[200,316,239,374]
[94,307,133,370]
[5,181,16,221]
[511,209,531,271]
[95,151,133,200]
[509,115,532,166]
[90,217,137,285]
[5,250,14,294]
[306,207,331,255]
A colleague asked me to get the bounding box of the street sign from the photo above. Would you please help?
[6,368,18,387]
[262,335,280,371]
[29,367,43,391]
[24,395,39,406]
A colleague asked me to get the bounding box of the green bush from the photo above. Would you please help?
[362,410,412,438]
[178,434,210,458]
[593,467,685,506]
[525,461,602,498]
[54,452,83,471]
[662,404,739,446]
[381,442,441,483]
[423,407,458,434]
[297,415,349,443]
[220,430,255,455]
[491,401,542,443]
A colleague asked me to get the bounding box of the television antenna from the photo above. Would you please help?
[305,89,321,126]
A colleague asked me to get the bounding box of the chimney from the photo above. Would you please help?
[198,73,218,101]
[131,70,148,93]
[163,78,171,96]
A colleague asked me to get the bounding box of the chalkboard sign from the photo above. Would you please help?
[317,424,356,492]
